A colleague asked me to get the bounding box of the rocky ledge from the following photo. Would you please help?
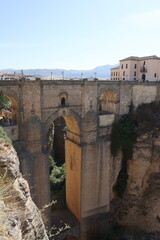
[0,138,49,240]
[111,132,160,234]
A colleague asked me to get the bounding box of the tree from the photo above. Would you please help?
[0,92,11,110]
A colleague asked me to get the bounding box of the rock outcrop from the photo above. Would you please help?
[0,138,49,240]
[111,131,160,233]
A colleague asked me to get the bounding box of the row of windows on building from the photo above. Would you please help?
[111,71,157,78]
[121,63,137,69]
[111,72,119,76]
[121,61,146,69]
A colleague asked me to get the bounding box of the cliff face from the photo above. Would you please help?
[0,138,49,240]
[111,132,160,233]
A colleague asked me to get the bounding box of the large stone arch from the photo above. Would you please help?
[45,108,82,219]
[45,108,82,139]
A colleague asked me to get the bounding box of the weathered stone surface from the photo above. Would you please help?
[1,79,160,221]
[112,133,160,233]
[0,138,48,240]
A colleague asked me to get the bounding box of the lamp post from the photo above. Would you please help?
[62,71,64,80]
[51,72,53,80]
[81,73,83,79]
[94,72,97,79]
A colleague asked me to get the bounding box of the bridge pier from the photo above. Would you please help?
[20,151,51,226]
[80,141,111,218]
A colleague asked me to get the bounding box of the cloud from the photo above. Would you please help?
[127,9,160,28]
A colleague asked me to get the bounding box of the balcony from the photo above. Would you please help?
[140,66,147,73]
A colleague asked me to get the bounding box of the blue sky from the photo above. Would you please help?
[1,0,160,70]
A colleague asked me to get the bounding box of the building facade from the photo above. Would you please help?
[0,72,37,80]
[110,55,160,81]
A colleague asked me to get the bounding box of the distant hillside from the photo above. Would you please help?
[0,64,118,79]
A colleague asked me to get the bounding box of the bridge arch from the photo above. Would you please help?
[45,109,81,138]
[99,89,118,114]
[0,91,19,142]
[45,109,81,220]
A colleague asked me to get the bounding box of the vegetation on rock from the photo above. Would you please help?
[134,100,160,136]
[0,127,12,143]
[0,92,10,110]
[49,156,65,192]
[111,113,136,198]
[111,101,160,198]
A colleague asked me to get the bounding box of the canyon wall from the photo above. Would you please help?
[111,131,160,233]
[0,137,49,240]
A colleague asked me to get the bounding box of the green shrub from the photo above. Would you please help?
[0,127,12,143]
[133,101,160,136]
[49,156,65,192]
[0,92,10,109]
[111,110,137,197]
[111,101,160,198]
[111,114,136,159]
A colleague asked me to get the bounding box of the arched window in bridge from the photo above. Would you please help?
[99,90,117,114]
[61,97,65,106]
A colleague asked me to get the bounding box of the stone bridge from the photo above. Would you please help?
[1,78,160,222]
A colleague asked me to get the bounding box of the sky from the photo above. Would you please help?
[1,0,160,70]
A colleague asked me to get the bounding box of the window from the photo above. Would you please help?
[123,78,125,80]
[134,78,136,80]
[144,61,145,65]
[154,73,157,78]
[61,97,65,106]
[121,64,123,69]
[126,64,128,68]
[134,71,136,76]
[116,72,117,76]
[123,71,125,76]
[135,64,137,69]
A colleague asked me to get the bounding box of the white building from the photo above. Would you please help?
[110,55,160,81]
[0,73,37,80]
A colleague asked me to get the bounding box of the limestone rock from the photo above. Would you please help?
[0,138,49,240]
[112,134,160,233]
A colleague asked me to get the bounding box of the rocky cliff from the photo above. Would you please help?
[111,130,160,234]
[0,137,49,240]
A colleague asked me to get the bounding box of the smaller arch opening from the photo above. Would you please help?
[61,97,66,107]
[0,92,18,127]
[0,92,19,145]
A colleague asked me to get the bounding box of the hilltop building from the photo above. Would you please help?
[110,55,160,81]
[0,72,37,80]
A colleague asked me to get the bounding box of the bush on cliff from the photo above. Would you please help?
[133,100,160,136]
[111,100,160,198]
[49,156,65,192]
[0,127,12,143]
[0,92,10,110]
[111,113,136,198]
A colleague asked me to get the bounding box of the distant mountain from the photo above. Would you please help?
[0,64,118,79]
